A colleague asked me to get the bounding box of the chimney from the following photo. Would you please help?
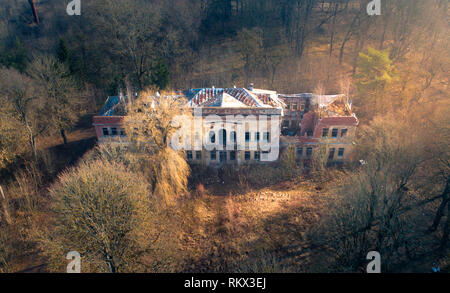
[249,83,254,91]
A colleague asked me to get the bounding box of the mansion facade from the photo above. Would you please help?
[93,85,358,166]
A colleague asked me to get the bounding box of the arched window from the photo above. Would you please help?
[219,129,227,146]
[209,131,216,143]
[230,131,237,142]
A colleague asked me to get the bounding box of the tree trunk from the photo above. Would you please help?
[351,34,361,76]
[28,0,39,24]
[61,128,68,145]
[379,17,389,50]
[0,185,12,225]
[339,14,359,65]
[429,176,450,232]
[25,123,37,160]
[352,18,369,76]
[105,253,117,273]
[440,200,449,252]
[271,65,276,87]
[329,2,339,57]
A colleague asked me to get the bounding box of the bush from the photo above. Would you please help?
[82,142,139,170]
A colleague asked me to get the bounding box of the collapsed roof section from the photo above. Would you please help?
[298,94,358,139]
[184,88,286,109]
[315,94,354,117]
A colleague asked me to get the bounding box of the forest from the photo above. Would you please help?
[0,0,448,273]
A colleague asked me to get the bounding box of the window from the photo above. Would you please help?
[245,132,250,142]
[230,151,236,161]
[306,147,313,156]
[111,127,118,136]
[219,151,227,162]
[209,131,216,143]
[120,129,126,136]
[292,103,298,110]
[322,128,329,137]
[300,104,305,111]
[187,151,193,160]
[341,129,348,137]
[263,132,270,142]
[328,148,335,160]
[338,148,345,157]
[230,131,237,142]
[245,151,251,160]
[297,147,303,157]
[196,151,202,160]
[210,151,216,160]
[254,151,260,161]
[219,129,227,146]
[255,132,260,142]
[331,129,338,138]
[102,128,109,136]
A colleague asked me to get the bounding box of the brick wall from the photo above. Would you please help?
[92,116,125,142]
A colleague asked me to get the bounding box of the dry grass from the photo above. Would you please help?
[175,177,332,272]
[36,128,96,151]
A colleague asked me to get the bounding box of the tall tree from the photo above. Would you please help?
[356,47,396,118]
[283,0,315,59]
[0,68,41,159]
[28,56,82,145]
[236,27,264,85]
[125,90,191,205]
[85,0,162,90]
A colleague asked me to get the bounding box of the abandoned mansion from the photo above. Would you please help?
[93,85,359,166]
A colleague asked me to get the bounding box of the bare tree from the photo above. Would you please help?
[312,108,449,271]
[0,68,41,159]
[42,160,161,273]
[28,56,82,145]
[236,28,264,85]
[125,90,191,205]
[85,0,162,90]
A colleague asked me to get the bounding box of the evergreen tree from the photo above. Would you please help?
[356,47,397,117]
[1,38,27,73]
[57,38,70,64]
[152,60,170,90]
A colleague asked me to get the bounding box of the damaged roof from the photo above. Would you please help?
[318,94,353,117]
[98,95,129,116]
[184,88,285,108]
